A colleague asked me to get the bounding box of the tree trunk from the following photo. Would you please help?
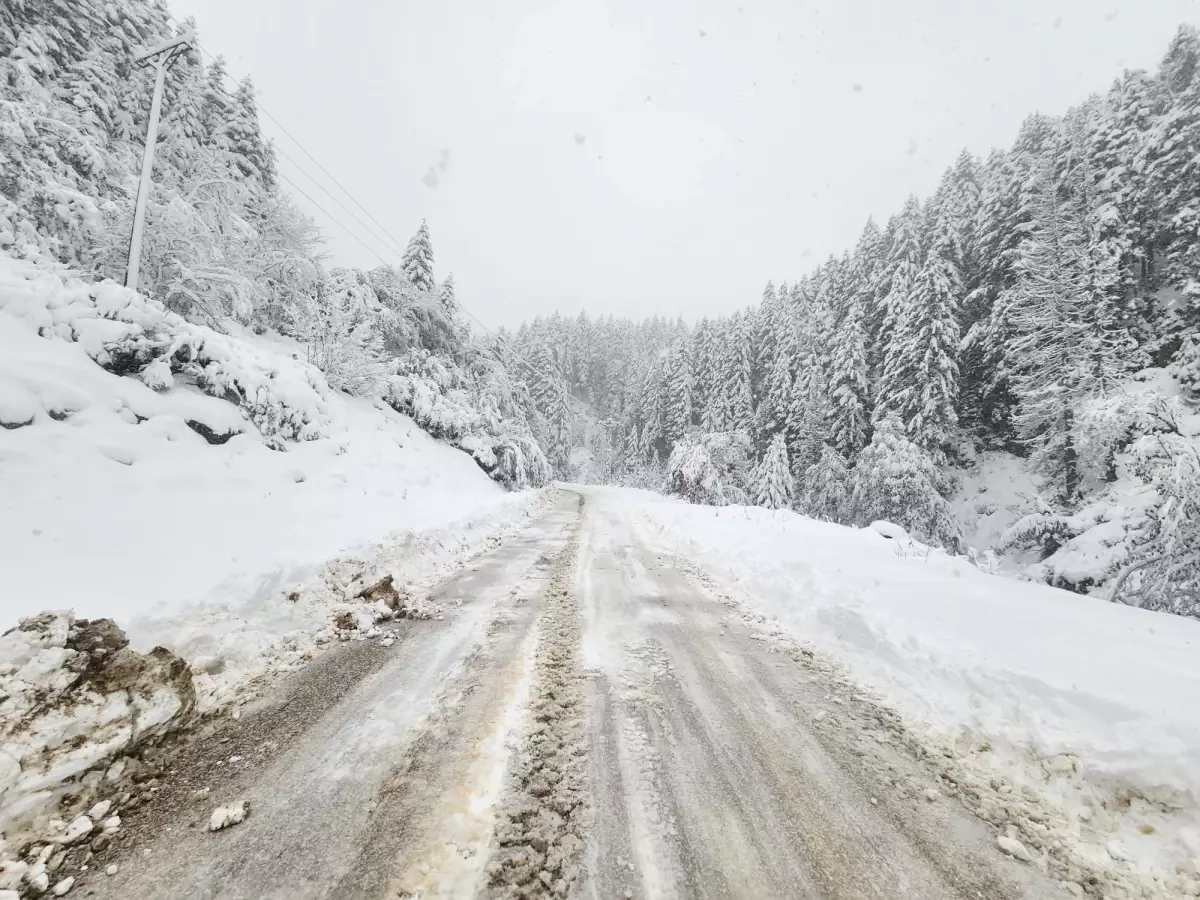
[1064,408,1080,504]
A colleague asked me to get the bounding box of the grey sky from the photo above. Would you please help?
[175,0,1197,328]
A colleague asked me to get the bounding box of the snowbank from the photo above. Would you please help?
[606,488,1200,889]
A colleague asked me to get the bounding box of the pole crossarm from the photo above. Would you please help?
[134,28,194,66]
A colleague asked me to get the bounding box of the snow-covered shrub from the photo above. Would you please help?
[290,271,390,397]
[801,445,851,522]
[0,253,331,445]
[386,348,550,490]
[490,430,554,491]
[1171,332,1200,405]
[1120,412,1200,615]
[387,349,481,440]
[664,430,753,506]
[851,415,963,551]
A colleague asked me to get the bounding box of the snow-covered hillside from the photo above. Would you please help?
[0,252,548,696]
[611,487,1200,890]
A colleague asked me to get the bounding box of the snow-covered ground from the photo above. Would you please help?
[604,487,1200,889]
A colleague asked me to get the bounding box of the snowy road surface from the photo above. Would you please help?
[83,489,1057,899]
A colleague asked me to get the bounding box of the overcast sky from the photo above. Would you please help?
[173,0,1198,328]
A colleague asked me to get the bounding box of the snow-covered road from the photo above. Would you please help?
[78,489,1059,899]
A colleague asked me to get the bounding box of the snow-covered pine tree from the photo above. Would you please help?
[1006,152,1130,504]
[662,342,693,450]
[1144,25,1200,287]
[438,273,457,312]
[751,281,779,404]
[220,77,275,188]
[754,433,793,510]
[850,220,888,387]
[754,338,795,453]
[850,415,963,551]
[828,255,871,458]
[402,219,436,293]
[801,445,851,523]
[787,272,832,478]
[546,381,573,478]
[886,192,963,462]
[875,196,924,386]
[720,312,755,433]
[691,319,720,430]
[200,55,236,147]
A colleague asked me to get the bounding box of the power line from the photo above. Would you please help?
[274,150,397,262]
[273,144,404,259]
[274,169,391,269]
[162,16,510,345]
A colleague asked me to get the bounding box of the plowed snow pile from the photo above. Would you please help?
[0,254,546,871]
[607,487,1200,896]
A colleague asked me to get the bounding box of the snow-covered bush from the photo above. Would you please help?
[851,415,963,551]
[801,445,851,522]
[1171,332,1200,405]
[0,253,331,445]
[290,270,391,397]
[386,348,550,490]
[1118,409,1200,615]
[387,349,481,441]
[664,430,753,506]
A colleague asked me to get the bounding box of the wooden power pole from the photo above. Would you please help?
[126,28,194,293]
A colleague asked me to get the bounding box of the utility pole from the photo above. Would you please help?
[126,28,194,293]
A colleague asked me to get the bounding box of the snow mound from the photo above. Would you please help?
[0,614,195,843]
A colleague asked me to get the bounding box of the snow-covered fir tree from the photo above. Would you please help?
[1006,154,1129,503]
[801,446,851,523]
[402,219,436,293]
[851,416,963,551]
[754,433,793,510]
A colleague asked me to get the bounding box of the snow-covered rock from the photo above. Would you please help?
[0,614,194,845]
[997,835,1033,862]
[208,800,249,832]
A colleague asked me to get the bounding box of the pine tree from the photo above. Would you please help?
[1144,25,1200,285]
[878,188,962,462]
[439,273,457,313]
[402,219,436,292]
[755,342,795,452]
[754,433,793,509]
[828,274,871,458]
[851,415,963,550]
[200,55,235,146]
[801,446,850,523]
[720,313,754,432]
[220,77,274,188]
[876,196,924,384]
[546,382,573,478]
[1006,153,1129,504]
[662,342,693,449]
